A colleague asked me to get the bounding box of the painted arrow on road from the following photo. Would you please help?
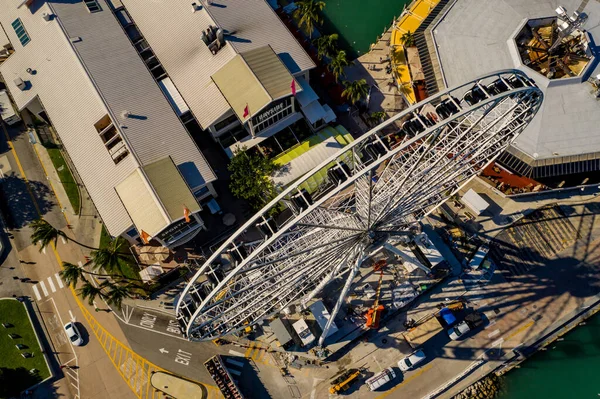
[159,348,169,354]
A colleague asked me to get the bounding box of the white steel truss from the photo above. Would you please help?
[176,70,543,342]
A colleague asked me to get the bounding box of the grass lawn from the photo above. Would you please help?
[47,148,80,214]
[0,299,50,397]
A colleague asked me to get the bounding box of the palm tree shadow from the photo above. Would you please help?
[0,173,55,228]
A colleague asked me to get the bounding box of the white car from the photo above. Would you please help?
[64,322,83,346]
[448,321,471,340]
[398,349,426,371]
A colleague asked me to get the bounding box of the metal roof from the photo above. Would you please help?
[212,46,298,122]
[116,157,201,237]
[116,169,169,237]
[121,0,315,129]
[433,0,600,161]
[143,157,201,222]
[241,46,298,101]
[212,54,271,124]
[0,0,215,236]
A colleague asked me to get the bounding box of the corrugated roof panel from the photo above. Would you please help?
[158,77,190,116]
[116,169,169,237]
[143,157,201,222]
[212,55,271,122]
[241,46,296,100]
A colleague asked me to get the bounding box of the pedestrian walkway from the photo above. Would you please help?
[243,342,277,367]
[31,272,65,301]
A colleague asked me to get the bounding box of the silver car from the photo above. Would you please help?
[64,322,83,346]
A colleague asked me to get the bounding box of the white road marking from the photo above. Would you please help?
[69,310,75,322]
[228,350,245,357]
[159,348,169,354]
[42,247,46,254]
[310,378,325,399]
[39,280,49,297]
[47,276,56,293]
[372,355,383,371]
[77,261,83,267]
[491,338,504,347]
[32,285,41,301]
[55,273,64,288]
[487,329,501,338]
[60,236,67,244]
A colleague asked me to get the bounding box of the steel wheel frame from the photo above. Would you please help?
[176,69,543,342]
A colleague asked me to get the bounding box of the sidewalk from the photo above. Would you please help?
[21,110,103,249]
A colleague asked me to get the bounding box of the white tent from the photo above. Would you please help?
[461,189,489,215]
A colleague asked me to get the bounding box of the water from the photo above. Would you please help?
[321,0,410,60]
[498,311,600,398]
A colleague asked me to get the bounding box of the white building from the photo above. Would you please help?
[0,0,217,248]
[116,0,334,157]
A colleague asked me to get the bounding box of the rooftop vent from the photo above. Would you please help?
[14,77,26,91]
[191,2,201,12]
[201,25,225,55]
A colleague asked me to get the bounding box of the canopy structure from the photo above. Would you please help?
[140,264,164,282]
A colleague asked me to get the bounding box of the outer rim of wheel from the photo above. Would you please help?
[177,69,543,340]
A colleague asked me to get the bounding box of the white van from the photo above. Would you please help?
[0,90,21,126]
[365,367,395,391]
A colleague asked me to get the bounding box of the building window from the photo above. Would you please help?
[251,97,294,134]
[126,228,138,238]
[94,115,129,164]
[84,0,102,13]
[214,114,239,132]
[11,18,30,46]
[193,185,210,198]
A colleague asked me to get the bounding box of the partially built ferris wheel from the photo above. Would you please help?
[176,70,543,344]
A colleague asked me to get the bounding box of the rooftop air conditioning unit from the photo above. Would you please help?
[14,77,26,91]
[42,13,51,22]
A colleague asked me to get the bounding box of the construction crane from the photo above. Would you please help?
[329,369,361,394]
[365,270,385,329]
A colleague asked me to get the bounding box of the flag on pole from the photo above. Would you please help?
[183,204,191,223]
[291,79,297,96]
[243,103,249,118]
[140,230,151,244]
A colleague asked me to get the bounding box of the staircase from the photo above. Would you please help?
[414,0,452,96]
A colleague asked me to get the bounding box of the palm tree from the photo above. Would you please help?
[294,0,326,38]
[313,33,338,60]
[328,50,350,82]
[30,218,97,252]
[60,261,142,289]
[102,281,134,310]
[342,79,369,105]
[400,30,415,47]
[78,281,106,306]
[89,239,130,275]
[60,262,90,288]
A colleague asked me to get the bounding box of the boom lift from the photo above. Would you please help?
[365,269,385,329]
